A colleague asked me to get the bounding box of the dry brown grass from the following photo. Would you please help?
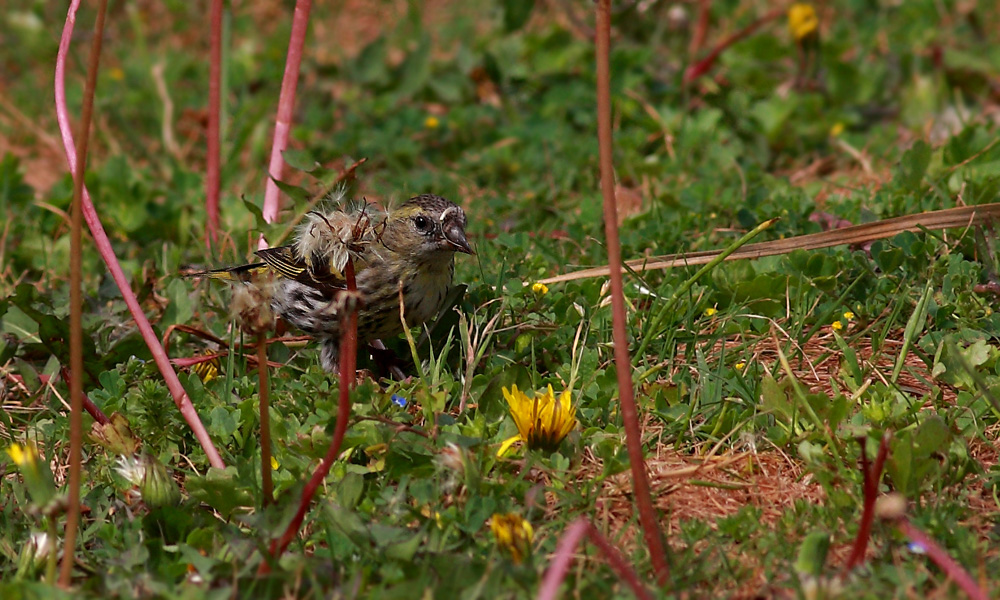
[555,324,998,596]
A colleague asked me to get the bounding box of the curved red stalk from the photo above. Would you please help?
[896,520,987,600]
[537,518,653,600]
[683,8,783,85]
[843,433,891,571]
[260,261,358,573]
[595,0,670,585]
[259,0,313,249]
[55,0,225,470]
[205,0,223,247]
[689,0,711,56]
[60,368,110,425]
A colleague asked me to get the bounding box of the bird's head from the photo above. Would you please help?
[383,195,473,260]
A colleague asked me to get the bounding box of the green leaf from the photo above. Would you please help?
[281,148,321,172]
[161,278,193,327]
[795,531,830,576]
[761,374,792,423]
[186,467,254,518]
[0,154,35,210]
[354,36,390,86]
[209,406,238,438]
[502,0,534,32]
[888,432,913,494]
[271,178,313,205]
[914,415,950,458]
[384,533,422,561]
[242,198,268,230]
[337,472,365,508]
[894,140,931,191]
[393,35,432,100]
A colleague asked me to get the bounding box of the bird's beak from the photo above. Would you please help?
[443,221,474,255]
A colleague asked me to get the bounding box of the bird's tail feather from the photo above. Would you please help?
[185,263,269,282]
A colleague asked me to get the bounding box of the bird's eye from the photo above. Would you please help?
[413,215,431,231]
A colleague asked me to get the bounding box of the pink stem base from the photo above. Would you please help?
[55,0,224,469]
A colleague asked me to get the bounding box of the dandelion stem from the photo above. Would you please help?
[258,334,273,506]
[595,0,670,585]
[46,519,58,584]
[62,0,109,586]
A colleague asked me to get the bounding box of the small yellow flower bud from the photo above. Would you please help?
[424,116,440,129]
[704,307,717,317]
[735,362,746,371]
[831,321,843,331]
[531,282,549,295]
[490,513,534,564]
[843,311,855,321]
[788,3,819,42]
[829,122,845,137]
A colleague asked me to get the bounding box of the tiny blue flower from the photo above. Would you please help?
[391,394,408,408]
[907,542,926,554]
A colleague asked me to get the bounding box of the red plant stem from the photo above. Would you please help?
[896,519,988,600]
[259,0,313,248]
[595,0,670,585]
[844,433,891,571]
[683,8,783,84]
[55,0,225,470]
[689,0,711,56]
[537,520,588,600]
[205,0,223,248]
[258,334,273,506]
[61,0,108,586]
[60,368,110,426]
[537,518,653,600]
[261,261,358,573]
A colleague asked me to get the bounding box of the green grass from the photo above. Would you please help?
[3,0,1000,597]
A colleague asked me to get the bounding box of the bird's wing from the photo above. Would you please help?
[255,246,308,280]
[255,245,348,294]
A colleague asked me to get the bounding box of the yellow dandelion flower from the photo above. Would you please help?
[424,116,440,129]
[497,385,577,456]
[490,513,534,564]
[531,282,549,295]
[788,3,819,42]
[7,443,32,467]
[191,351,221,382]
[831,321,843,331]
[704,307,717,317]
[7,443,56,506]
[421,506,444,529]
[843,311,855,321]
[735,362,746,371]
[829,122,845,137]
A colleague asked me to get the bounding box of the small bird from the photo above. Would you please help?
[198,194,473,372]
